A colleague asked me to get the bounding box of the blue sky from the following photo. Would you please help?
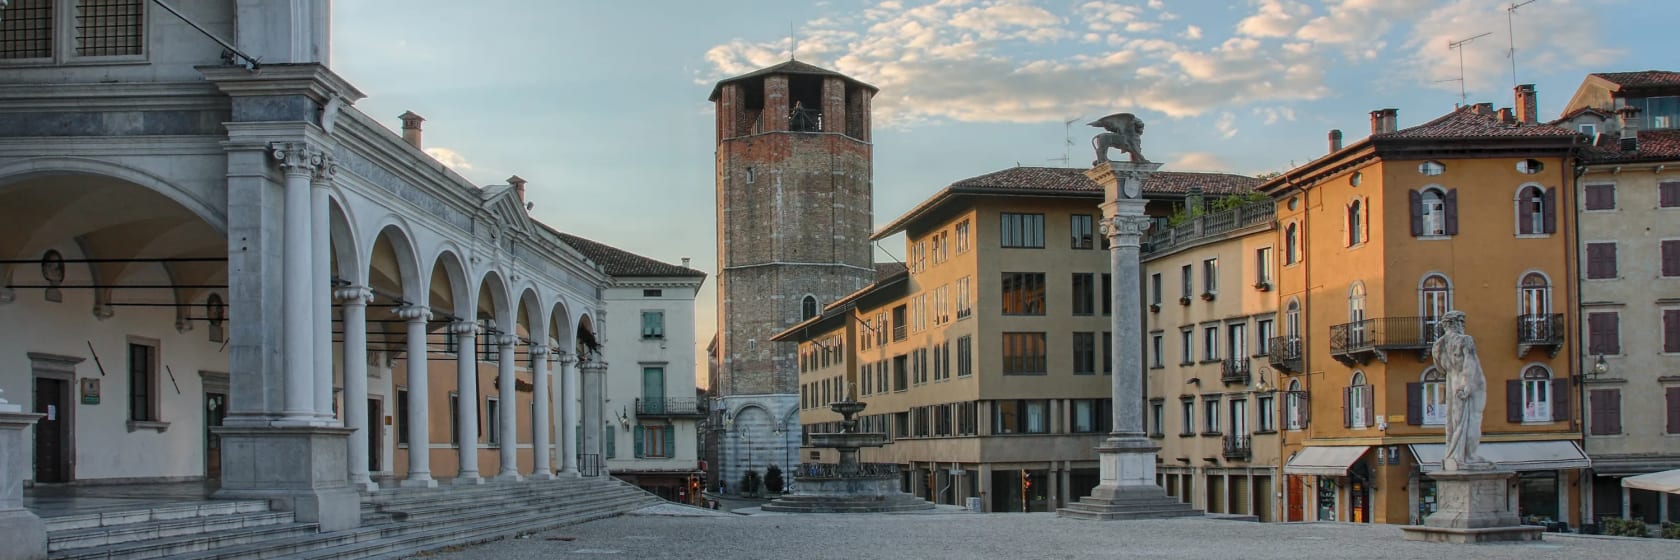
[329,0,1678,383]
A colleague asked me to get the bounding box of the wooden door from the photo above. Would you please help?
[367,399,383,471]
[204,392,227,479]
[1286,475,1305,521]
[33,378,70,483]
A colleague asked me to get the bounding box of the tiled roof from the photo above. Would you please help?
[553,232,707,278]
[874,262,907,282]
[1549,106,1613,125]
[708,60,878,100]
[948,166,1259,196]
[1591,70,1680,90]
[1580,130,1680,164]
[1379,106,1578,140]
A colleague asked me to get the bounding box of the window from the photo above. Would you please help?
[1226,323,1246,362]
[1150,273,1162,306]
[1102,273,1112,315]
[955,219,971,253]
[1202,258,1218,295]
[1203,398,1221,435]
[1661,182,1680,208]
[1668,388,1680,435]
[1646,96,1680,129]
[1180,399,1195,435]
[1072,332,1096,375]
[1348,282,1367,345]
[1256,394,1275,432]
[1102,331,1113,374]
[486,397,501,445]
[1255,247,1273,287]
[1586,242,1617,279]
[1285,380,1308,431]
[1344,372,1372,428]
[1,0,145,61]
[1,0,55,60]
[1519,273,1551,343]
[1515,185,1555,235]
[1346,200,1365,246]
[956,335,973,377]
[892,304,907,340]
[1150,334,1164,368]
[1415,368,1447,426]
[1229,398,1247,436]
[1517,366,1553,423]
[448,392,461,444]
[1588,311,1620,355]
[1066,273,1096,316]
[1001,272,1046,315]
[956,276,972,319]
[1588,388,1621,436]
[1151,401,1165,437]
[1179,329,1194,365]
[1285,223,1300,265]
[1255,319,1274,357]
[893,355,908,391]
[912,240,927,272]
[1002,332,1047,375]
[1579,123,1597,137]
[128,341,157,422]
[641,310,665,339]
[1180,264,1192,300]
[397,389,409,445]
[993,400,1048,434]
[1071,399,1111,433]
[1664,308,1680,354]
[1000,213,1045,248]
[1418,161,1445,175]
[1584,184,1616,211]
[604,420,616,458]
[932,284,949,325]
[1202,326,1219,361]
[1071,214,1094,249]
[638,424,669,458]
[1285,299,1301,340]
[1516,159,1544,174]
[1663,240,1680,278]
[1420,274,1451,334]
[1411,188,1455,237]
[801,296,818,321]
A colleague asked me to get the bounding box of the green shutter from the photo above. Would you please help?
[575,424,583,458]
[605,422,616,458]
[633,425,645,458]
[663,421,676,458]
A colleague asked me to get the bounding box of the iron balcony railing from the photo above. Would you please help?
[1222,435,1252,461]
[1268,336,1303,372]
[636,397,707,418]
[1142,202,1275,256]
[1330,317,1438,361]
[1221,358,1251,386]
[795,462,901,479]
[1517,313,1565,347]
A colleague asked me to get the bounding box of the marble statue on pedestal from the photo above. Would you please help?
[1431,311,1491,471]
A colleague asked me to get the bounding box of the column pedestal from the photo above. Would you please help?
[1060,436,1197,519]
[1401,470,1543,543]
[213,425,361,532]
[0,410,47,560]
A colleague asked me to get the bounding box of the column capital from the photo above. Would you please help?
[270,142,325,176]
[496,334,519,348]
[555,352,578,367]
[448,320,481,335]
[528,345,550,357]
[392,305,431,322]
[1100,215,1153,247]
[580,358,608,373]
[333,285,374,305]
[310,153,339,185]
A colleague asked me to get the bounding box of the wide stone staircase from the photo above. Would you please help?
[1056,488,1203,521]
[45,476,662,560]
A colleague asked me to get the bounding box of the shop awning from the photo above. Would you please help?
[1409,441,1589,474]
[1284,446,1370,476]
[1622,469,1680,495]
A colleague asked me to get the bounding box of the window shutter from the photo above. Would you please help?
[1662,182,1680,207]
[1551,377,1570,422]
[1409,190,1423,237]
[1342,387,1353,428]
[605,424,616,458]
[1541,187,1557,234]
[1590,389,1621,436]
[1664,241,1680,278]
[1405,383,1423,426]
[1608,390,1622,435]
[1666,309,1680,354]
[1506,380,1524,423]
[1668,387,1680,435]
[1518,189,1535,235]
[1445,189,1460,236]
[664,421,676,458]
[1361,198,1370,244]
[633,425,645,458]
[1362,389,1375,427]
[1605,313,1621,354]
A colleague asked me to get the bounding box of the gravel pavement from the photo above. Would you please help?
[423,508,1678,559]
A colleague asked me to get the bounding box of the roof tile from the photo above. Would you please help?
[1580,129,1680,164]
[1592,70,1680,90]
[948,166,1259,196]
[554,232,707,278]
[1380,106,1578,140]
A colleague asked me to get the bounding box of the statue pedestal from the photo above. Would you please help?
[1057,437,1199,520]
[0,410,48,560]
[1401,470,1542,543]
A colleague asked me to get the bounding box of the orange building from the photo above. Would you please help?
[1261,93,1588,527]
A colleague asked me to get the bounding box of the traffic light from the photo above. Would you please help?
[1021,470,1032,512]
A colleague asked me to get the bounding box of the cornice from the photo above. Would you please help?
[197,63,365,103]
[0,81,225,112]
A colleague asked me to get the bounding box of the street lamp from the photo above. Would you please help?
[772,421,793,492]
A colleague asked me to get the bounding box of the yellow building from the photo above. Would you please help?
[1262,98,1588,526]
[777,166,1257,512]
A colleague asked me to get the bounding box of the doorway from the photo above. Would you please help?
[1287,475,1306,521]
[33,377,71,483]
[204,391,227,479]
[368,398,383,472]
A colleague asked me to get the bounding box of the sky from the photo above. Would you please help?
[329,0,1679,387]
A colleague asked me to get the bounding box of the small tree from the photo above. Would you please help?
[739,469,761,497]
[764,464,785,495]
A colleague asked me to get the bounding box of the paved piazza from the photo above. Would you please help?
[427,507,1677,559]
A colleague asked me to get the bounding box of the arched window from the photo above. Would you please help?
[1347,200,1364,245]
[1420,274,1451,336]
[1420,368,1447,426]
[801,295,818,321]
[1347,371,1371,428]
[1516,185,1553,235]
[1285,299,1302,359]
[1420,188,1446,236]
[1286,379,1307,430]
[1285,223,1300,264]
[1520,365,1553,423]
[1348,282,1367,345]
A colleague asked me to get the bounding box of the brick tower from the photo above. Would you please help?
[709,61,876,491]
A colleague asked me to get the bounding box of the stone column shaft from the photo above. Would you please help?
[530,345,554,480]
[452,321,482,484]
[337,286,376,492]
[310,169,334,421]
[274,144,318,423]
[397,306,436,487]
[580,358,607,464]
[559,354,580,475]
[495,335,522,481]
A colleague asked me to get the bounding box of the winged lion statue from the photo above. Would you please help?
[1088,113,1148,165]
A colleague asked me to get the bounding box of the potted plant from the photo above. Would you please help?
[1178,296,1192,306]
[1253,281,1271,292]
[1149,303,1161,313]
[1200,292,1216,302]
[764,464,785,496]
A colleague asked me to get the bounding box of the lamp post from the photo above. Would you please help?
[772,421,793,493]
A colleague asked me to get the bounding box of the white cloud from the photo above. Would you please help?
[1255,106,1296,125]
[1215,111,1238,138]
[1402,0,1623,95]
[1167,151,1233,172]
[1236,0,1311,38]
[425,147,473,171]
[1183,25,1202,40]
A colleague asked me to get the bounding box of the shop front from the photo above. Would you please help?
[1284,446,1371,522]
[1408,441,1589,528]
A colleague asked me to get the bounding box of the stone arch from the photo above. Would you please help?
[476,269,514,336]
[426,248,473,321]
[515,287,545,344]
[547,299,574,351]
[364,217,425,303]
[575,312,599,357]
[0,156,227,232]
[327,196,362,286]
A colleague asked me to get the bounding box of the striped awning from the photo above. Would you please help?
[1409,441,1589,474]
[1284,446,1370,476]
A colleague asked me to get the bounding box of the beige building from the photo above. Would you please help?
[777,166,1257,512]
[1556,70,1680,525]
[1142,199,1281,520]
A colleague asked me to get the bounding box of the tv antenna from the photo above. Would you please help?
[1047,116,1081,166]
[1506,1,1537,88]
[1447,32,1493,107]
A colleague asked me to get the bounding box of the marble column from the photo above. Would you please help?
[274,143,319,424]
[558,352,580,475]
[494,335,522,481]
[397,305,437,487]
[310,159,336,421]
[451,320,483,485]
[580,357,607,464]
[336,286,377,492]
[0,395,46,560]
[529,345,555,480]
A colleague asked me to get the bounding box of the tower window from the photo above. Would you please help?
[801,296,819,321]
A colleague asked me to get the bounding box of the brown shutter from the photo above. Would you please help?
[1588,390,1605,435]
[1666,309,1680,354]
[1507,380,1524,423]
[1409,190,1423,237]
[1668,388,1680,435]
[1590,389,1621,436]
[1445,189,1460,236]
[1343,387,1353,428]
[1608,390,1623,435]
[1551,376,1570,422]
[1518,188,1535,235]
[1542,187,1557,234]
[1406,383,1423,425]
[1363,389,1375,427]
[1606,313,1621,354]
[1664,241,1680,278]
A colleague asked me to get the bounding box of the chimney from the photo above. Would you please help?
[1496,107,1515,124]
[1514,84,1538,125]
[1370,110,1384,135]
[1380,108,1398,134]
[1328,129,1343,153]
[1472,103,1494,116]
[1618,105,1642,152]
[507,175,527,203]
[681,257,691,268]
[399,111,425,149]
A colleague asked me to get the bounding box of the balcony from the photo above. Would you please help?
[635,397,706,418]
[1220,358,1251,386]
[1516,313,1565,358]
[1329,317,1438,365]
[1267,336,1302,373]
[1222,434,1252,461]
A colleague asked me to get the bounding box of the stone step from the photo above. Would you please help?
[315,496,662,560]
[48,510,296,553]
[369,485,633,522]
[44,501,272,532]
[1056,498,1204,521]
[50,520,323,560]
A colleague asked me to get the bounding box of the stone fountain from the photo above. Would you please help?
[761,389,933,513]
